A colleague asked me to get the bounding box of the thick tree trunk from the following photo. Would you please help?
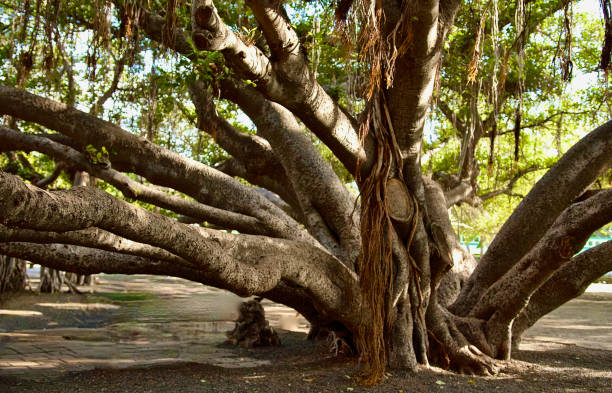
[0,255,27,293]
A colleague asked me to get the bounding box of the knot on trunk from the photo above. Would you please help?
[225,297,280,348]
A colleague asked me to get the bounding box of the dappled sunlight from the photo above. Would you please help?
[35,302,120,310]
[0,309,43,317]
[0,332,35,338]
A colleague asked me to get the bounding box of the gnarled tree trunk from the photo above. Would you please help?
[0,0,610,386]
[0,255,27,294]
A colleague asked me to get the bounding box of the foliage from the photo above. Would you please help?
[0,0,608,238]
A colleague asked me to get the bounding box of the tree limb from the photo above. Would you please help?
[0,224,186,266]
[218,78,361,264]
[0,172,361,327]
[0,127,268,235]
[471,188,612,350]
[189,0,369,175]
[511,240,612,345]
[0,86,315,244]
[452,120,612,316]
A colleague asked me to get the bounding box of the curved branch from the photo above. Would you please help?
[476,166,541,203]
[188,82,284,178]
[511,240,612,344]
[215,157,300,210]
[0,172,361,327]
[90,52,127,116]
[444,166,542,207]
[0,127,267,235]
[219,78,360,264]
[452,120,612,316]
[0,86,315,244]
[189,0,369,175]
[245,0,300,59]
[468,189,612,355]
[0,242,205,282]
[35,161,64,188]
[0,224,186,266]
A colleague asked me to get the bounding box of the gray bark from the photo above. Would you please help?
[511,240,612,349]
[0,171,361,329]
[0,88,316,245]
[0,255,27,293]
[452,120,612,316]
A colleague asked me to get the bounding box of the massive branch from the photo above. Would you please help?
[452,120,612,316]
[216,78,361,264]
[511,240,612,346]
[189,0,371,175]
[0,171,361,327]
[0,127,267,234]
[472,188,612,357]
[0,86,317,246]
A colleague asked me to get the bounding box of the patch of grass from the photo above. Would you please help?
[95,293,155,302]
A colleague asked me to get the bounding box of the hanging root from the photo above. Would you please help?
[355,121,395,384]
[335,0,422,384]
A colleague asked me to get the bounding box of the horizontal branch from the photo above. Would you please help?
[0,242,196,278]
[0,224,186,266]
[0,86,315,244]
[0,127,267,235]
[0,172,361,327]
[512,240,612,342]
[472,188,612,324]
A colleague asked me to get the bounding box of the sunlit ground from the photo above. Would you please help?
[0,273,609,382]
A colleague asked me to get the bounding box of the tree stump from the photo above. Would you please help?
[225,298,280,348]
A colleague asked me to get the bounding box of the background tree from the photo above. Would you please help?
[0,0,610,385]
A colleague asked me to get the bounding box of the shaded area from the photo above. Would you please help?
[0,275,610,392]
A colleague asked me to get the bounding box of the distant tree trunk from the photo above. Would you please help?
[39,266,64,293]
[64,171,94,289]
[0,255,27,293]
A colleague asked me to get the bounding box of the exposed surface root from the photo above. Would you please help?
[427,305,502,375]
[225,298,280,348]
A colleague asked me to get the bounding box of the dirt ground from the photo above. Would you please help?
[0,274,611,392]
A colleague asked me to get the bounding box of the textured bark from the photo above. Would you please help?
[453,120,612,316]
[0,255,27,293]
[217,78,361,264]
[1,0,611,383]
[189,0,372,175]
[0,88,315,245]
[0,171,361,329]
[0,127,268,235]
[0,225,186,266]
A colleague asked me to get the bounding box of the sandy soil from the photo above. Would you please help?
[0,275,610,392]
